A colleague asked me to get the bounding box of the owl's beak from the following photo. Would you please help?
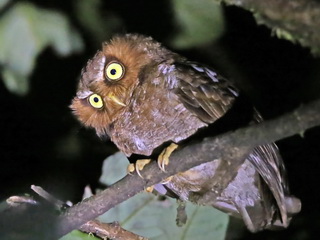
[107,92,126,107]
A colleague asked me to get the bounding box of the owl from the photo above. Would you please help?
[71,34,300,232]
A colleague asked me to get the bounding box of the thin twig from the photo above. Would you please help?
[6,196,38,207]
[80,220,149,240]
[31,185,66,209]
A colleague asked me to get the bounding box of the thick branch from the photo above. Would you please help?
[219,0,320,54]
[55,99,320,238]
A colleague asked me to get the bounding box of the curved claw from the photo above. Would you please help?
[136,163,144,178]
[158,143,178,172]
[158,150,166,172]
[127,159,151,179]
[127,160,151,178]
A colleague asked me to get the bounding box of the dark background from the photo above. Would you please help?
[1,1,320,239]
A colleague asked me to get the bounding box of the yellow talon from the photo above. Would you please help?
[136,159,151,178]
[127,159,151,178]
[127,163,135,174]
[145,186,154,193]
[158,143,178,172]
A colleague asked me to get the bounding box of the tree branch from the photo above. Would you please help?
[80,220,149,240]
[55,99,320,238]
[219,0,320,54]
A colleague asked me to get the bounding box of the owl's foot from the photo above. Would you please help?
[127,162,154,192]
[145,186,154,192]
[127,159,151,178]
[158,143,178,172]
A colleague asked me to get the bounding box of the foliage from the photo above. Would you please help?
[74,0,122,46]
[170,0,224,48]
[0,1,83,95]
[60,230,100,240]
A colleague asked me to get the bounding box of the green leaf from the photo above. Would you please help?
[170,0,225,49]
[98,152,229,240]
[99,192,229,240]
[74,0,122,45]
[1,68,30,95]
[99,152,129,185]
[36,9,84,56]
[0,0,11,10]
[59,230,100,240]
[0,2,84,95]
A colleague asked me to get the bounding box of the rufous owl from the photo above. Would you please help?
[71,34,301,232]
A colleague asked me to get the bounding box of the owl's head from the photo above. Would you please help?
[71,34,174,136]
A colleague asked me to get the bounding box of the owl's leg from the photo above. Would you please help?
[158,143,178,172]
[127,159,151,178]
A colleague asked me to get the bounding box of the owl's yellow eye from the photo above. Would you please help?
[105,61,125,81]
[88,94,104,109]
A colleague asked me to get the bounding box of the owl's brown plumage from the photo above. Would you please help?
[71,34,300,232]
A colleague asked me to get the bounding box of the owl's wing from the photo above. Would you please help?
[248,143,290,226]
[246,112,293,227]
[172,62,239,123]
